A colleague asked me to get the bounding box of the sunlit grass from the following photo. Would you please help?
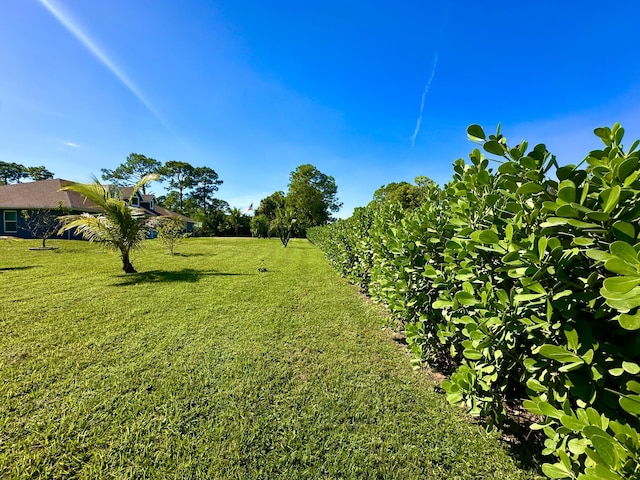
[1,238,536,478]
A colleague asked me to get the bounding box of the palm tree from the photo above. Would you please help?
[227,207,244,237]
[58,174,159,273]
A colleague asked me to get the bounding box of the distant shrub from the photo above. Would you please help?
[156,216,188,255]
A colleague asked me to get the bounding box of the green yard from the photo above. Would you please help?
[1,238,536,478]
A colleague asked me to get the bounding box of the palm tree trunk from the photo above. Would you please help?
[121,249,137,273]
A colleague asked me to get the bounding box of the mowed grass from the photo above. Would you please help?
[1,238,536,479]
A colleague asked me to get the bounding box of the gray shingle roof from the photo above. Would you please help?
[0,179,101,211]
[0,179,195,223]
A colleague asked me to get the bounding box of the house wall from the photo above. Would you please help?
[0,208,76,240]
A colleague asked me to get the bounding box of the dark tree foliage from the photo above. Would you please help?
[190,166,223,215]
[256,191,286,221]
[372,176,436,209]
[250,214,271,238]
[0,162,53,184]
[25,166,54,181]
[101,153,162,194]
[159,161,196,213]
[286,164,341,235]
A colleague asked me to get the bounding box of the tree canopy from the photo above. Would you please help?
[0,161,53,184]
[286,164,341,234]
[372,176,436,209]
[100,153,162,194]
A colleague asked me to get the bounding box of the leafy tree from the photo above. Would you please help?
[155,216,187,255]
[190,166,223,214]
[256,191,286,221]
[0,162,28,184]
[286,164,341,234]
[250,214,270,238]
[101,153,162,194]
[159,161,195,213]
[227,207,247,237]
[25,166,54,181]
[20,202,69,248]
[372,176,435,209]
[58,174,159,273]
[197,199,229,236]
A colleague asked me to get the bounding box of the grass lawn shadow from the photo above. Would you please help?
[0,266,39,272]
[113,269,251,286]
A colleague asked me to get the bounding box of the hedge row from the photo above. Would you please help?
[308,124,640,479]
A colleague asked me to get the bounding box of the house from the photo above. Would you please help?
[0,178,196,239]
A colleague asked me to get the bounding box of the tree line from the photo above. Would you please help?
[100,154,341,239]
[0,161,54,184]
[2,153,341,239]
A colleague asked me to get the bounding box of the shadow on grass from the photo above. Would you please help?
[0,266,38,272]
[113,269,250,286]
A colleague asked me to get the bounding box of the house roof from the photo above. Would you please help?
[152,205,197,224]
[0,178,196,223]
[0,179,101,212]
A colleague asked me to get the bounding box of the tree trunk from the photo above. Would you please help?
[121,249,137,273]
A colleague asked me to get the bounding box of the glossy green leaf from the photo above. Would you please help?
[572,237,594,247]
[467,124,486,142]
[462,349,483,360]
[602,185,621,214]
[526,378,547,393]
[477,170,490,185]
[564,327,579,352]
[602,276,640,294]
[612,221,636,243]
[556,164,576,181]
[585,249,615,262]
[471,229,500,244]
[539,344,583,364]
[618,395,640,416]
[560,415,586,431]
[604,258,638,276]
[516,182,544,195]
[617,157,639,181]
[605,294,640,311]
[558,180,577,203]
[483,140,505,156]
[610,241,639,265]
[454,291,477,306]
[555,204,579,218]
[583,426,617,467]
[541,463,572,479]
[497,162,518,174]
[619,311,640,330]
[566,219,601,229]
[567,438,588,455]
[622,361,640,374]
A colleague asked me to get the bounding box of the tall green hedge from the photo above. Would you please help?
[307,124,640,479]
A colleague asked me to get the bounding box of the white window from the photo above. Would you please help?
[150,198,155,210]
[131,196,140,207]
[3,210,17,233]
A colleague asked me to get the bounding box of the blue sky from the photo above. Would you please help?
[2,1,640,217]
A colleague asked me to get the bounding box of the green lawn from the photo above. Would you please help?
[1,238,537,479]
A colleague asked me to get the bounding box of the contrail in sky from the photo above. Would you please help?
[410,2,451,146]
[410,54,439,147]
[38,0,167,126]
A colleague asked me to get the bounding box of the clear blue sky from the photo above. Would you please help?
[2,1,640,217]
